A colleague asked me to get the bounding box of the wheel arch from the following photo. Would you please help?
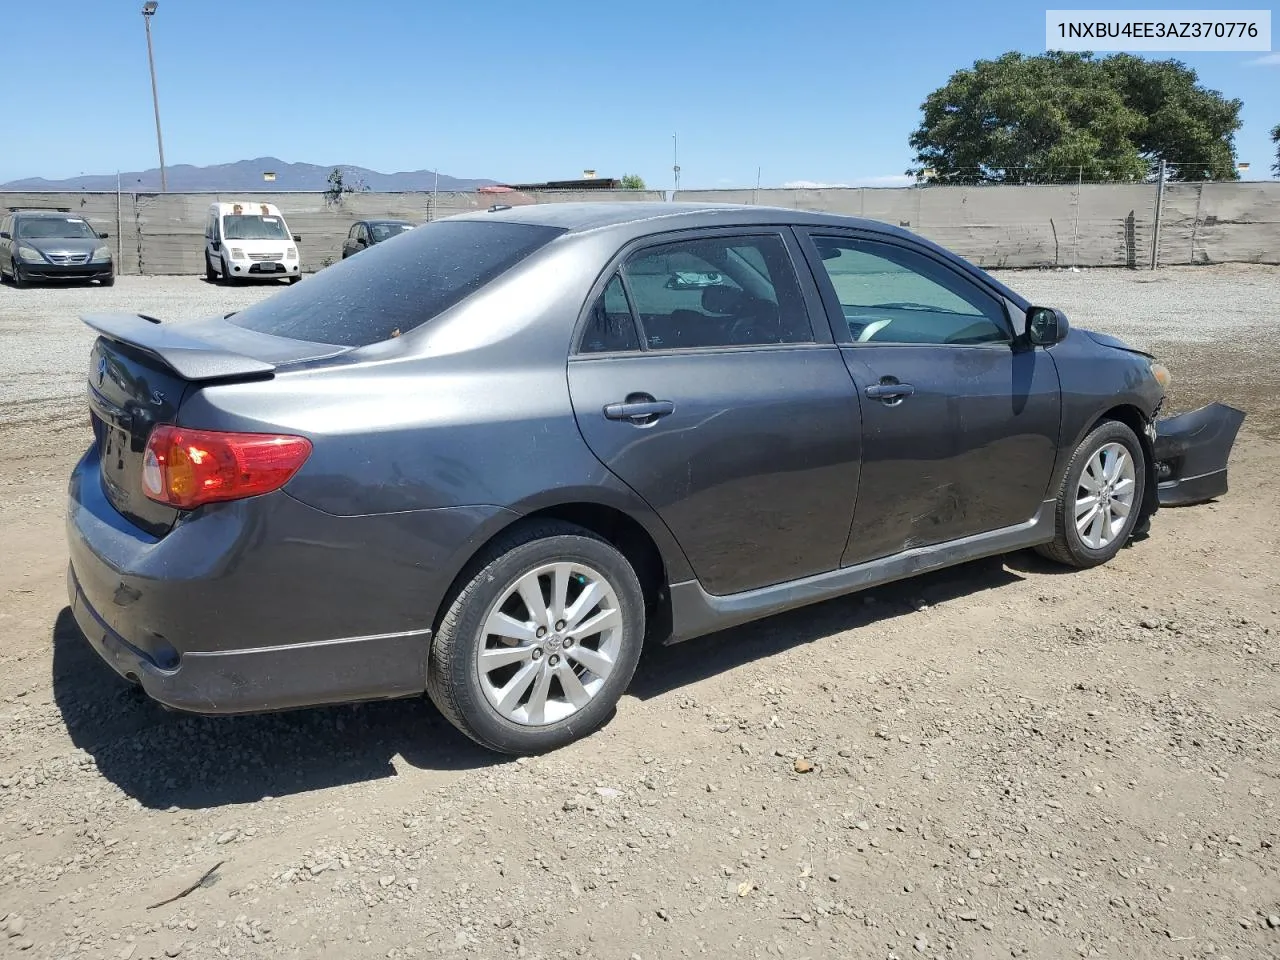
[1082,402,1159,530]
[430,495,689,646]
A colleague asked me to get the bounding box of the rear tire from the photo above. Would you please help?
[427,521,646,755]
[1035,420,1146,568]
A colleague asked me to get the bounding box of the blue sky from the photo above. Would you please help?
[3,0,1277,187]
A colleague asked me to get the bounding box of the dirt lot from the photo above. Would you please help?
[0,269,1277,960]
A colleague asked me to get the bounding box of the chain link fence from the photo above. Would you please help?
[2,179,1276,273]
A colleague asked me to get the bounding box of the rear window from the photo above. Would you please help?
[226,220,565,347]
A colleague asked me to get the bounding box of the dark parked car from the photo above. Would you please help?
[1,210,114,287]
[341,219,415,258]
[67,203,1242,754]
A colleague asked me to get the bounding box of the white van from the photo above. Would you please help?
[203,202,302,284]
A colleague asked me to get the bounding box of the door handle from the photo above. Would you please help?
[865,382,915,401]
[603,398,675,423]
[865,381,916,404]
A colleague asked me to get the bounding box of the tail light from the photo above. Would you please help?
[141,425,312,509]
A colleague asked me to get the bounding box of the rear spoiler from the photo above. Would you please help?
[81,313,278,382]
[81,309,281,381]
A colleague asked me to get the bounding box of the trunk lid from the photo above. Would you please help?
[88,337,190,535]
[82,313,349,536]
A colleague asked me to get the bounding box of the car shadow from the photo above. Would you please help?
[50,608,504,811]
[630,552,1028,700]
[52,550,1037,808]
[1002,526,1150,575]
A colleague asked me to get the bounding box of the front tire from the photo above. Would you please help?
[12,262,28,288]
[1036,419,1146,568]
[427,521,646,755]
[101,272,115,287]
[204,253,217,282]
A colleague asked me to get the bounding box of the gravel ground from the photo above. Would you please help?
[0,266,1277,960]
[0,278,271,430]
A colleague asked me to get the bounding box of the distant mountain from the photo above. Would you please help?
[0,156,498,193]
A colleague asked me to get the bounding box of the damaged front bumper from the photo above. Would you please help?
[1152,402,1246,507]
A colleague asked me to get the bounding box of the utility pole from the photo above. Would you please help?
[1150,159,1167,270]
[116,171,124,268]
[142,2,168,192]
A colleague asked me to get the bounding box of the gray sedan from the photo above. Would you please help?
[1,210,114,287]
[66,203,1242,754]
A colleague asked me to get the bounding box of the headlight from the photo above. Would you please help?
[90,245,111,263]
[286,246,297,260]
[17,245,45,262]
[229,247,245,260]
[1149,361,1172,390]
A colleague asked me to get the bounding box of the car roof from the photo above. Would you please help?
[211,202,282,212]
[449,201,890,234]
[11,210,90,218]
[365,219,412,225]
[446,201,1031,311]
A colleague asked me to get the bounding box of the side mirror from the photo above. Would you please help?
[99,231,110,239]
[0,231,9,240]
[211,241,221,251]
[292,234,302,243]
[1026,306,1070,346]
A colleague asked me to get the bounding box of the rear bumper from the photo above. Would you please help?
[65,445,511,714]
[1152,402,1246,507]
[68,562,430,714]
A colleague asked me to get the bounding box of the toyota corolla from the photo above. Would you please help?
[66,203,1243,754]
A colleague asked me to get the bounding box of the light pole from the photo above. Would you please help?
[142,1,168,192]
[672,133,681,195]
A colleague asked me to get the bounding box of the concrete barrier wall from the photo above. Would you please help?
[676,183,1279,268]
[0,189,665,275]
[2,182,1275,273]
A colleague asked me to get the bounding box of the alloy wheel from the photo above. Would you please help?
[475,562,624,726]
[1074,441,1136,549]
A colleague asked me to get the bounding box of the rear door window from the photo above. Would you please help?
[580,273,641,353]
[620,234,813,349]
[227,220,565,347]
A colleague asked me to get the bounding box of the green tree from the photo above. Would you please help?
[908,52,1241,184]
[324,166,369,204]
[1272,124,1280,177]
[619,174,646,189]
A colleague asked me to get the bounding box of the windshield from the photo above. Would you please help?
[226,219,565,347]
[222,214,290,240]
[370,222,413,242]
[17,217,98,240]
